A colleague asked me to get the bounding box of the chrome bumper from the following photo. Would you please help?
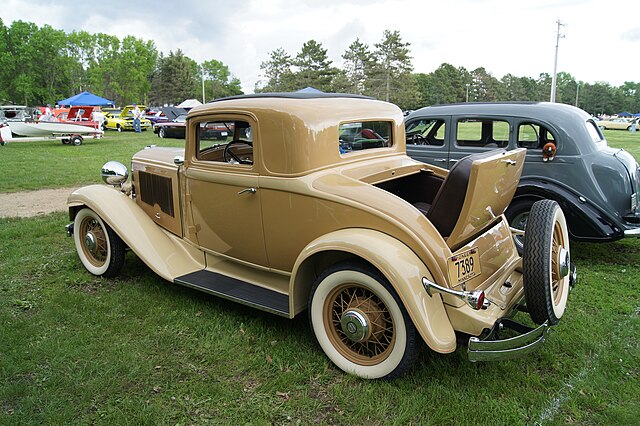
[624,227,640,237]
[468,318,550,362]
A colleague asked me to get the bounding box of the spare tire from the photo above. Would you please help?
[523,199,571,325]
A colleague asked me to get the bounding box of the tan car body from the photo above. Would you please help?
[69,95,570,377]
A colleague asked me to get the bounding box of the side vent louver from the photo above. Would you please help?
[138,171,174,217]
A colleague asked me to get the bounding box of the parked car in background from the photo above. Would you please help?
[153,113,187,138]
[144,109,170,126]
[104,105,151,132]
[154,113,235,140]
[67,93,575,379]
[597,117,636,130]
[405,102,640,248]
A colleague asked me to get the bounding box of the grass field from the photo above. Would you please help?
[1,129,639,424]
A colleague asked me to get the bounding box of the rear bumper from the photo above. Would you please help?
[468,318,550,362]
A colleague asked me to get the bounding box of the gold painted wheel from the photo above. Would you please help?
[523,200,570,325]
[309,263,417,379]
[323,283,395,366]
[73,208,125,277]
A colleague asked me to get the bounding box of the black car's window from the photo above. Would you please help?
[405,119,445,146]
[456,119,509,148]
[339,121,392,154]
[585,120,604,143]
[517,122,556,149]
[196,120,253,165]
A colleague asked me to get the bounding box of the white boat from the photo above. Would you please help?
[7,120,103,137]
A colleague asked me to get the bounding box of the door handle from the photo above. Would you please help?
[238,187,257,195]
[435,158,447,163]
[449,159,458,163]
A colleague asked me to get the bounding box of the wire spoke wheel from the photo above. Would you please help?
[324,283,395,365]
[73,208,125,277]
[309,262,417,379]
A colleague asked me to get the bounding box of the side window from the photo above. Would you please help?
[517,122,556,149]
[197,120,253,165]
[405,119,445,146]
[339,121,392,154]
[456,119,509,148]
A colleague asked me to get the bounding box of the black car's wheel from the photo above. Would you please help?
[523,200,570,325]
[116,124,123,132]
[505,198,539,254]
[308,262,418,379]
[158,127,165,138]
[74,208,125,277]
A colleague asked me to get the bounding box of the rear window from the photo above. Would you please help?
[339,121,392,154]
[586,120,605,143]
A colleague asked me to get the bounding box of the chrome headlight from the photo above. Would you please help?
[101,161,129,186]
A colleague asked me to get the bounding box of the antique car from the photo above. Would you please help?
[405,102,640,249]
[104,105,152,132]
[66,94,574,379]
[596,117,636,131]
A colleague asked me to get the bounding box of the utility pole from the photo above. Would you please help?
[201,65,206,103]
[550,19,565,103]
[466,83,470,102]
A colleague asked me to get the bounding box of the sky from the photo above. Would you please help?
[2,0,638,95]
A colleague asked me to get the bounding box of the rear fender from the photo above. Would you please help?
[68,185,205,280]
[291,228,457,354]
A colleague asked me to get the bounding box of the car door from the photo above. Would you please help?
[405,116,451,168]
[184,115,268,267]
[448,116,512,168]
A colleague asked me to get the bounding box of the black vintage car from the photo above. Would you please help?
[405,102,640,246]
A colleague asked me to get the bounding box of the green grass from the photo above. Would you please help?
[0,130,183,193]
[0,129,638,424]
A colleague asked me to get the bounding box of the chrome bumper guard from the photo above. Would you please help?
[468,318,550,362]
[65,223,74,237]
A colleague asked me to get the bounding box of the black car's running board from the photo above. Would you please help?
[174,270,290,317]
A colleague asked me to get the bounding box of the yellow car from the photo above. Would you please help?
[104,105,151,132]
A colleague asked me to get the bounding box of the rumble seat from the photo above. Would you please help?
[420,148,526,248]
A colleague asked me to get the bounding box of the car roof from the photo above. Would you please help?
[406,102,592,123]
[188,94,405,176]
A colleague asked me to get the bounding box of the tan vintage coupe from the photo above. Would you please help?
[66,93,575,379]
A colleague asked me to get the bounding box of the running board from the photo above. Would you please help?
[174,270,290,317]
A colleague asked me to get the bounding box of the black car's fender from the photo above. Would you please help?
[510,178,624,242]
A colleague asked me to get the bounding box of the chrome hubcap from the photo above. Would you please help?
[340,309,370,342]
[558,247,570,278]
[84,232,97,255]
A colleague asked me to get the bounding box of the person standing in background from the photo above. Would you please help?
[132,103,142,132]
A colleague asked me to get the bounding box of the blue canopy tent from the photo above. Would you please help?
[58,91,115,107]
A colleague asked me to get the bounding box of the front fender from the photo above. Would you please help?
[291,228,457,354]
[68,185,205,281]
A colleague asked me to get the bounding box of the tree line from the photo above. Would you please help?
[1,18,638,115]
[259,30,640,115]
[0,19,241,107]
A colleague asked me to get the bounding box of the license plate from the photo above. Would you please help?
[448,247,481,285]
